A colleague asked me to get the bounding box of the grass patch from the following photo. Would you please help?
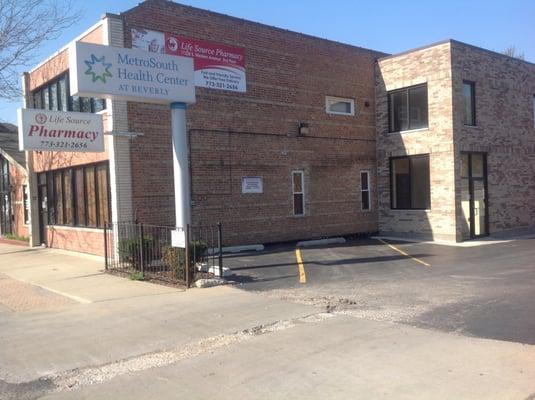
[129,271,145,281]
[3,233,29,242]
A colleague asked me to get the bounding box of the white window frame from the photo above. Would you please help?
[292,170,305,216]
[360,171,371,211]
[325,96,355,116]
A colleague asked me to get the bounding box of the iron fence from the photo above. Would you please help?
[104,222,223,287]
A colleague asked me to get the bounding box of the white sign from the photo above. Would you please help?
[17,108,104,152]
[69,42,195,104]
[171,229,186,248]
[242,177,263,194]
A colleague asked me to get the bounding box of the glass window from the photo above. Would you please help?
[360,171,370,211]
[292,171,305,216]
[463,81,475,125]
[30,73,105,114]
[63,170,73,225]
[388,84,428,132]
[326,96,355,116]
[71,96,81,112]
[391,155,430,209]
[54,172,63,225]
[96,164,110,226]
[409,85,428,130]
[33,90,42,109]
[50,82,58,111]
[93,98,106,113]
[389,90,408,132]
[75,168,86,226]
[80,97,92,113]
[86,167,97,227]
[59,77,68,111]
[42,86,50,110]
[38,162,110,228]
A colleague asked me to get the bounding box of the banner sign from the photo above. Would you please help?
[132,28,246,93]
[69,42,195,104]
[17,108,104,152]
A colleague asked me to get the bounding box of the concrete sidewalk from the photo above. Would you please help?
[0,243,317,384]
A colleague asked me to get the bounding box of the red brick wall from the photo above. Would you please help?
[123,0,382,245]
[45,226,105,256]
[26,23,108,254]
[8,163,29,238]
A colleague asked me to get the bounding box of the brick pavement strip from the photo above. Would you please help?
[0,273,74,312]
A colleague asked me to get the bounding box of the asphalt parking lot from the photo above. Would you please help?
[226,235,535,345]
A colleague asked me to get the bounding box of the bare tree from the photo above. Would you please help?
[502,45,525,60]
[0,0,82,100]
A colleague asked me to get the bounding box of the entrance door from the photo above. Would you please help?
[461,153,488,239]
[37,174,48,245]
[0,156,12,235]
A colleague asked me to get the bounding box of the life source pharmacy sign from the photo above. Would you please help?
[131,28,246,93]
[18,109,104,152]
[69,42,195,104]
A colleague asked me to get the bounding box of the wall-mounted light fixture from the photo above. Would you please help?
[298,122,309,135]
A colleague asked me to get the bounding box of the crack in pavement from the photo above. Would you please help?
[2,312,337,399]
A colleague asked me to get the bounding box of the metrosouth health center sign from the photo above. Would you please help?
[69,42,195,104]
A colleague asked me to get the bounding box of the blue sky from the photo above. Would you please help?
[1,0,534,124]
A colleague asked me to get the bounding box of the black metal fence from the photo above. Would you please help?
[104,222,223,287]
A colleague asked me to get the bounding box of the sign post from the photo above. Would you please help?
[68,41,196,246]
[171,102,190,229]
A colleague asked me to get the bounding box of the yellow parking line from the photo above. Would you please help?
[295,248,307,283]
[377,238,431,267]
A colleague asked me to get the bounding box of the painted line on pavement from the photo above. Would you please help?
[295,248,307,284]
[377,238,431,267]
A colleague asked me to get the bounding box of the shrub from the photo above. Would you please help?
[162,240,208,279]
[118,235,156,270]
[162,245,184,279]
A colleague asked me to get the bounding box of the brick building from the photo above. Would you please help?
[376,40,535,241]
[20,1,535,255]
[22,0,381,254]
[0,123,29,239]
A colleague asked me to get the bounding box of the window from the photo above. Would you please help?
[23,185,29,224]
[463,81,476,125]
[388,84,428,132]
[360,171,370,211]
[31,73,106,114]
[38,162,111,228]
[326,96,355,116]
[390,155,430,210]
[292,171,305,216]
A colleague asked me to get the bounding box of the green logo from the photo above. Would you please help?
[84,54,113,83]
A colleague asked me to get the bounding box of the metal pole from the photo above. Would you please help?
[139,223,145,279]
[171,102,191,229]
[217,222,223,278]
[103,222,108,270]
[185,224,190,288]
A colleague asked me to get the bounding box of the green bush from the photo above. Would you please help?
[162,240,208,279]
[162,245,185,279]
[118,235,156,270]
